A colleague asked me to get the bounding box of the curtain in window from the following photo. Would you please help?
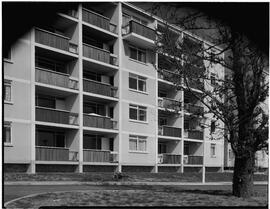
[129,138,137,151]
[138,140,146,151]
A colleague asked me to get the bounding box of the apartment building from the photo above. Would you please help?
[3,2,225,173]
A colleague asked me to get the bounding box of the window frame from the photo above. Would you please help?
[3,47,13,63]
[129,73,147,92]
[129,104,147,122]
[129,135,147,152]
[4,80,13,104]
[4,121,12,146]
[36,129,66,148]
[129,45,147,63]
[210,143,216,158]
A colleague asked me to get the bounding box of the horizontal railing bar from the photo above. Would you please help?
[36,106,78,115]
[36,66,69,77]
[83,43,110,53]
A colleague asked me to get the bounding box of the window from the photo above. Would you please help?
[36,129,65,147]
[184,120,189,130]
[210,143,216,157]
[83,71,101,82]
[158,117,167,126]
[210,73,216,85]
[129,104,147,122]
[84,102,106,116]
[36,56,66,74]
[4,122,11,144]
[158,91,167,98]
[83,134,102,150]
[158,143,167,154]
[36,95,56,109]
[129,135,147,152]
[129,73,147,92]
[129,46,146,63]
[210,121,216,133]
[184,143,189,155]
[4,80,12,102]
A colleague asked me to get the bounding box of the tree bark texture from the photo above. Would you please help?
[232,154,255,198]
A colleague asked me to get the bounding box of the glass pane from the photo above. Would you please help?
[37,131,54,146]
[129,107,137,120]
[130,47,137,60]
[55,133,65,147]
[139,109,146,121]
[84,135,100,150]
[138,140,146,151]
[37,96,55,108]
[4,85,11,101]
[4,126,11,143]
[122,14,130,26]
[129,139,137,151]
[138,79,146,92]
[129,77,137,90]
[138,50,146,63]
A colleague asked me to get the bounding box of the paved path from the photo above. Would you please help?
[4,182,268,203]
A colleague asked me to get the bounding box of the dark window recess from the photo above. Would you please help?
[84,102,106,116]
[36,130,65,147]
[83,134,102,150]
[211,121,216,133]
[158,143,167,154]
[109,138,114,151]
[109,107,114,118]
[83,36,103,49]
[109,45,114,54]
[36,95,56,109]
[158,91,167,98]
[84,71,101,82]
[3,48,11,59]
[109,76,114,86]
[184,144,189,155]
[184,120,189,130]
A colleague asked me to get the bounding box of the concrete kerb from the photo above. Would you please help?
[4,181,268,186]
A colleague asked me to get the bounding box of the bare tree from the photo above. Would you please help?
[151,4,269,198]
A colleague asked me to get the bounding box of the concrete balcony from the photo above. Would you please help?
[36,67,78,90]
[82,8,117,34]
[36,146,78,161]
[35,28,78,54]
[83,149,118,163]
[158,97,181,112]
[83,43,117,66]
[186,130,204,140]
[122,20,155,48]
[158,125,181,138]
[83,114,117,129]
[183,155,203,165]
[158,153,181,164]
[184,103,204,115]
[83,78,117,97]
[36,106,79,125]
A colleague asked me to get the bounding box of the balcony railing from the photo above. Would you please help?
[186,130,204,140]
[36,106,79,125]
[158,125,181,138]
[123,20,155,41]
[158,97,181,111]
[35,28,78,53]
[83,43,117,66]
[36,146,78,161]
[158,153,181,164]
[184,155,203,165]
[82,8,117,34]
[83,149,118,163]
[83,78,117,97]
[36,67,78,90]
[158,69,181,83]
[83,114,117,129]
[184,103,204,115]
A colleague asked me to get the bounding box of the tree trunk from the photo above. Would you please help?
[232,154,255,198]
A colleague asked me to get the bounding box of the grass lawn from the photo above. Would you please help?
[5,185,267,208]
[5,172,268,182]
